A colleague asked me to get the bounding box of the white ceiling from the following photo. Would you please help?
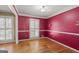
[0,5,12,13]
[15,5,78,19]
[0,5,78,19]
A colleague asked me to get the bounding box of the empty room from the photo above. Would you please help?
[0,5,79,53]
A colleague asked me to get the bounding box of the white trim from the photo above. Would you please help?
[8,5,18,16]
[15,16,19,44]
[18,30,79,37]
[47,6,78,18]
[8,5,19,44]
[39,30,79,36]
[0,40,15,44]
[19,13,47,19]
[51,31,79,36]
[44,37,79,52]
[19,39,29,42]
[19,38,40,42]
[18,30,29,32]
[53,30,79,36]
[18,29,51,32]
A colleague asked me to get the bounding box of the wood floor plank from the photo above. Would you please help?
[0,37,77,53]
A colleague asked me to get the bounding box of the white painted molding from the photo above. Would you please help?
[19,39,29,42]
[8,5,18,16]
[19,30,79,36]
[19,13,47,19]
[43,37,79,53]
[47,6,78,18]
[50,30,79,36]
[38,30,79,36]
[8,5,19,44]
[18,30,29,32]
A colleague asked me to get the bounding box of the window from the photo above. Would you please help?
[0,16,14,41]
[30,19,39,38]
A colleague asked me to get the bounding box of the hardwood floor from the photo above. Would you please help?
[0,37,77,53]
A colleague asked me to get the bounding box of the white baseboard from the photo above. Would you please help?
[0,40,15,44]
[19,37,40,42]
[43,37,79,53]
[19,39,29,42]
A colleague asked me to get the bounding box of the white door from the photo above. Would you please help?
[0,16,14,42]
[0,17,5,40]
[30,18,39,39]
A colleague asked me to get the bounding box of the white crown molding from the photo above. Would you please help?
[8,5,18,16]
[19,13,47,19]
[47,6,78,18]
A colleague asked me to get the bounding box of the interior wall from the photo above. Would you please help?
[18,16,47,40]
[18,7,79,50]
[47,7,79,50]
[39,19,48,37]
[18,16,30,40]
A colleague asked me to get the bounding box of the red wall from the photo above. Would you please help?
[18,16,30,40]
[18,7,79,50]
[18,16,47,40]
[39,19,48,37]
[47,7,79,50]
[18,16,30,30]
